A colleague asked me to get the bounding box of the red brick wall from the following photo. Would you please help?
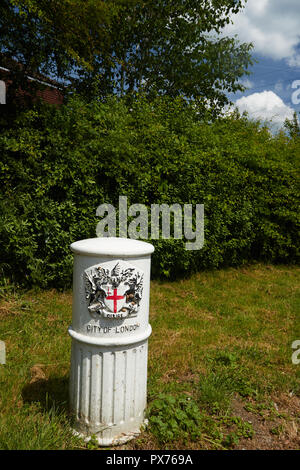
[37,86,64,106]
[0,69,64,106]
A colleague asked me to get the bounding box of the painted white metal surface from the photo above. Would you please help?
[68,237,154,446]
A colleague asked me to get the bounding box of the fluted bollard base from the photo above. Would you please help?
[69,328,150,446]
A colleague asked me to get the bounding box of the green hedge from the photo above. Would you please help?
[0,95,299,288]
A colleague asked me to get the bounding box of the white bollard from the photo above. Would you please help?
[68,237,154,446]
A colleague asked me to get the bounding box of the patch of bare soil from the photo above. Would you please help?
[29,364,47,384]
[232,394,300,450]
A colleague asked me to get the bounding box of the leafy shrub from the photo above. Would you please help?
[0,95,299,288]
[147,394,203,444]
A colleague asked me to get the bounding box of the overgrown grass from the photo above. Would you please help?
[0,264,299,449]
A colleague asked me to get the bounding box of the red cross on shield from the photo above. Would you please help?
[103,284,127,313]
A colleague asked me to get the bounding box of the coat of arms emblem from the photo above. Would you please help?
[84,260,144,319]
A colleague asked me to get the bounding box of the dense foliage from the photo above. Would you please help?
[1,1,252,111]
[0,0,125,85]
[0,95,299,288]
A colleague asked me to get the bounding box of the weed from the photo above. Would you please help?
[147,394,203,445]
[86,435,99,450]
[197,372,234,413]
[220,416,255,448]
[270,425,284,436]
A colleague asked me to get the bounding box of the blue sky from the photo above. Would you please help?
[224,0,300,130]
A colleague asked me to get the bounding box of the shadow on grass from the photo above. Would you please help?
[21,376,70,415]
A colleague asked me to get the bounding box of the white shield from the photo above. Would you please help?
[103,283,128,313]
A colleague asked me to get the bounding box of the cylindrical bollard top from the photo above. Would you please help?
[70,236,154,257]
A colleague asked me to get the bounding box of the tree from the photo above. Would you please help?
[284,111,300,139]
[0,0,130,100]
[1,0,253,113]
[77,0,253,112]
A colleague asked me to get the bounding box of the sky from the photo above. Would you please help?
[224,0,300,131]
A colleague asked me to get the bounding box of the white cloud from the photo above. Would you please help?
[235,90,294,126]
[223,0,300,63]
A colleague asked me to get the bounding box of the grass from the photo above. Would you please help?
[0,263,299,450]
